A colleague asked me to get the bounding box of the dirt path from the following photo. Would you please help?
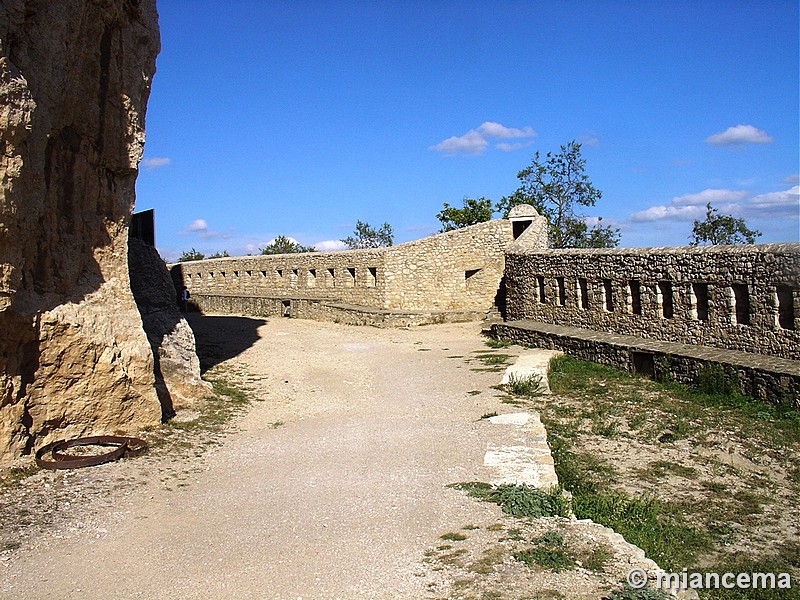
[1,316,538,599]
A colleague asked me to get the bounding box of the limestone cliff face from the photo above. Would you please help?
[0,0,162,464]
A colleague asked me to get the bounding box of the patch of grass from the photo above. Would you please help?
[513,530,575,572]
[269,421,284,429]
[506,372,544,397]
[701,553,800,599]
[638,460,699,482]
[485,338,513,349]
[591,420,619,438]
[447,482,571,518]
[0,464,40,488]
[548,355,632,393]
[574,490,708,570]
[468,546,506,575]
[440,532,468,542]
[438,549,468,564]
[210,379,248,404]
[490,484,571,518]
[482,354,510,366]
[579,544,614,572]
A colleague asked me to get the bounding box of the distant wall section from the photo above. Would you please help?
[170,218,541,322]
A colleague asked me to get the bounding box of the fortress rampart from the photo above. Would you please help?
[170,218,533,323]
[503,243,799,360]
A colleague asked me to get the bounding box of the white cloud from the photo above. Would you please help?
[580,132,600,147]
[314,240,348,251]
[185,219,208,233]
[429,130,488,155]
[476,121,536,139]
[180,218,230,240]
[496,141,534,152]
[630,204,708,223]
[669,189,748,206]
[743,186,800,218]
[629,186,799,224]
[706,124,774,147]
[429,121,536,156]
[141,157,171,170]
[783,174,800,185]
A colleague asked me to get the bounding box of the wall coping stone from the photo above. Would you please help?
[498,320,800,376]
[507,242,800,257]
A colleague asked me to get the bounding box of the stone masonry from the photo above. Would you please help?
[504,244,800,360]
[171,213,549,324]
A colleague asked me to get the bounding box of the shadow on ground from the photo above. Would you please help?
[186,313,267,373]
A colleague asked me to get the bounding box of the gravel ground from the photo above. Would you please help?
[0,316,649,599]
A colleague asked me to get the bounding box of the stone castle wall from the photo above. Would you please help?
[171,219,525,318]
[504,243,800,360]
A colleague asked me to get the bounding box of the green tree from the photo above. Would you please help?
[689,203,761,246]
[436,197,495,232]
[207,250,230,259]
[342,220,394,249]
[178,248,205,262]
[260,235,316,255]
[496,141,620,248]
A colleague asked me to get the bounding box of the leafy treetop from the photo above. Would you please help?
[436,197,495,232]
[496,141,620,248]
[689,203,762,246]
[341,220,394,249]
[260,235,316,255]
[178,248,205,262]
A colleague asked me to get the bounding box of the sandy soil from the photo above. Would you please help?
[0,316,650,599]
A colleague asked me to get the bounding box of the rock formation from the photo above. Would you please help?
[0,0,163,464]
[128,238,211,415]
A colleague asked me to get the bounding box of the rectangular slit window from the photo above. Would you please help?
[629,280,642,315]
[777,286,795,330]
[346,267,356,287]
[732,283,750,325]
[307,269,317,288]
[260,270,267,277]
[692,282,709,321]
[658,281,674,319]
[603,279,614,312]
[327,268,335,287]
[631,352,655,378]
[367,267,377,287]
[465,269,480,280]
[537,276,546,304]
[276,269,283,279]
[556,277,566,306]
[578,278,589,310]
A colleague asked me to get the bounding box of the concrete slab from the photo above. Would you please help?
[500,349,563,394]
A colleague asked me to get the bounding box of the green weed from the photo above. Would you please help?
[485,338,513,349]
[507,372,544,397]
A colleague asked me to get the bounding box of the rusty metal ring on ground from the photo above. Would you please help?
[35,436,148,470]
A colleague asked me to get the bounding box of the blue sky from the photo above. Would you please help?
[135,0,800,261]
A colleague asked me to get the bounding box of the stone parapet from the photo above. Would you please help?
[504,243,800,360]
